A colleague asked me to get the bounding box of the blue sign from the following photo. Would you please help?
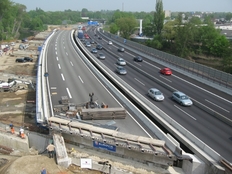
[37,46,42,51]
[93,141,116,152]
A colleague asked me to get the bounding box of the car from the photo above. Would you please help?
[116,66,127,75]
[11,42,15,46]
[108,41,113,45]
[85,42,91,47]
[148,88,164,101]
[24,57,33,62]
[21,39,28,43]
[3,47,10,52]
[134,56,143,62]
[172,91,193,106]
[15,58,26,63]
[116,57,126,66]
[98,36,102,40]
[97,53,105,60]
[91,48,98,53]
[160,67,172,75]
[96,44,103,50]
[118,47,125,52]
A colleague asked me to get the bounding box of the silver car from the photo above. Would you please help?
[97,53,105,60]
[116,58,126,66]
[116,66,127,75]
[172,91,193,106]
[148,88,164,101]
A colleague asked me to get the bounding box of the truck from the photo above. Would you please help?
[77,30,84,40]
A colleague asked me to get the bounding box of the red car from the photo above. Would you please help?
[160,68,172,75]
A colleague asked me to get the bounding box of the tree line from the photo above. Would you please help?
[1,0,231,73]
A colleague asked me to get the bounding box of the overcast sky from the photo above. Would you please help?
[12,0,232,12]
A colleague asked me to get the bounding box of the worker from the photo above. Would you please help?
[9,123,15,134]
[40,167,47,174]
[46,143,55,158]
[19,127,25,138]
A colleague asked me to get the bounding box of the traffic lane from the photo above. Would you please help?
[124,69,232,162]
[46,30,72,105]
[60,33,122,108]
[58,31,152,137]
[91,31,232,116]
[96,42,232,119]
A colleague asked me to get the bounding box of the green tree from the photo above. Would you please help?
[116,17,137,39]
[109,23,118,34]
[153,0,165,35]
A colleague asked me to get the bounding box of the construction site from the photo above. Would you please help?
[0,26,184,174]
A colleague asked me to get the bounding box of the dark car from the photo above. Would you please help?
[96,44,103,50]
[21,39,28,43]
[24,57,33,62]
[134,56,143,62]
[15,58,26,63]
[98,36,102,40]
[118,47,125,52]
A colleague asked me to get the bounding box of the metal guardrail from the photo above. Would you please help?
[36,30,56,125]
[100,29,232,92]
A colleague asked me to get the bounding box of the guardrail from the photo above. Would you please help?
[36,30,57,125]
[85,29,230,173]
[99,29,232,95]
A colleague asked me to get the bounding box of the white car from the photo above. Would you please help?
[116,58,126,66]
[148,88,164,101]
[108,41,113,45]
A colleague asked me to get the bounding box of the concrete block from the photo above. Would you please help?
[182,153,205,174]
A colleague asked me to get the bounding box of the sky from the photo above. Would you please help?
[12,0,232,12]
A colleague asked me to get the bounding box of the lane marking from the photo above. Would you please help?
[70,61,73,66]
[160,75,172,82]
[61,74,65,81]
[51,92,57,95]
[56,51,57,55]
[174,105,197,120]
[51,87,57,90]
[58,64,61,69]
[134,78,145,86]
[173,74,232,104]
[205,99,230,113]
[55,47,57,50]
[56,56,58,61]
[66,88,72,99]
[79,76,84,83]
[66,52,68,56]
[134,62,142,66]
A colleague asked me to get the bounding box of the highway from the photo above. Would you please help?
[44,30,153,137]
[83,28,232,162]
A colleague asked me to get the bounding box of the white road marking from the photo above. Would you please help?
[66,88,72,99]
[66,52,68,56]
[79,76,84,83]
[50,87,57,90]
[55,47,57,50]
[205,99,230,113]
[56,56,58,61]
[160,75,172,82]
[173,74,232,104]
[174,105,197,120]
[56,51,57,55]
[134,78,145,86]
[61,74,65,81]
[144,61,160,69]
[70,61,73,66]
[134,62,142,66]
[58,64,61,69]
